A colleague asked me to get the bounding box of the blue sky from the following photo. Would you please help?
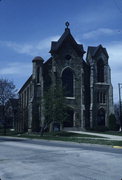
[0,0,122,102]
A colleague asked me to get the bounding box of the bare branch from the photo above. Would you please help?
[0,78,17,106]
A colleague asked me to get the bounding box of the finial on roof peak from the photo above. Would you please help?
[65,21,70,28]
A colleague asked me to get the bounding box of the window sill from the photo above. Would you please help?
[65,97,75,100]
[98,103,106,105]
[36,83,41,86]
[95,82,109,86]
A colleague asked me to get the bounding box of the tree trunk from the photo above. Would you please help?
[4,123,6,135]
[40,127,44,136]
[3,106,6,136]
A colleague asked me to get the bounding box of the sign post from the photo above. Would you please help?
[118,83,122,131]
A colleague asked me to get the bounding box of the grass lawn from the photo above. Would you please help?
[89,131,122,136]
[1,130,122,146]
[0,130,104,138]
[15,131,122,146]
[0,128,17,136]
[99,131,122,136]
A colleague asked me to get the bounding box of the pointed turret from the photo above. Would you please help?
[49,22,85,56]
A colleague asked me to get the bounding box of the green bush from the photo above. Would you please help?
[89,126,109,132]
[108,114,118,131]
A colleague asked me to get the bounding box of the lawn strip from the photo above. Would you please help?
[87,131,122,136]
[14,133,122,146]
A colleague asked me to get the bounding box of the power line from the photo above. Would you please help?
[113,0,122,14]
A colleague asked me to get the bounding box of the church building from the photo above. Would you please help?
[18,23,114,132]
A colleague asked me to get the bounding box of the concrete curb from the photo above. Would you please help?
[113,146,122,149]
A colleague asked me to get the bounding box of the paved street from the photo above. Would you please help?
[0,137,122,180]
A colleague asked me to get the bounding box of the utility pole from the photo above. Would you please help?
[118,83,122,131]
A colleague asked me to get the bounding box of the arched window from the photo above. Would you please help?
[97,108,105,126]
[62,68,74,97]
[97,91,106,104]
[97,59,104,82]
[37,67,40,83]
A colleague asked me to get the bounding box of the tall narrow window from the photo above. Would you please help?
[97,92,99,103]
[103,92,106,103]
[100,92,103,103]
[97,91,106,103]
[97,59,104,82]
[62,68,74,97]
[37,67,40,83]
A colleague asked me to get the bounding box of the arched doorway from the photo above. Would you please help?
[97,108,105,126]
[63,108,74,127]
[62,68,74,97]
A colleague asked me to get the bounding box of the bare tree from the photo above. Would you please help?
[0,78,17,135]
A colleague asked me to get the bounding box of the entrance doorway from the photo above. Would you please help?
[97,108,105,126]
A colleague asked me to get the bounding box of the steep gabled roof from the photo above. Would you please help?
[19,75,32,94]
[87,46,96,56]
[44,57,52,66]
[49,27,85,56]
[87,45,109,59]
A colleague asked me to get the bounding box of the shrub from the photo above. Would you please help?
[108,114,117,131]
[89,126,109,132]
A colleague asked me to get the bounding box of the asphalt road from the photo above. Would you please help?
[0,137,122,180]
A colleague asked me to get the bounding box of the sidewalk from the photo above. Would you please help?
[68,131,122,141]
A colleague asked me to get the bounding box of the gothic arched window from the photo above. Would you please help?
[37,67,40,83]
[97,59,104,82]
[62,68,74,97]
[97,91,106,104]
